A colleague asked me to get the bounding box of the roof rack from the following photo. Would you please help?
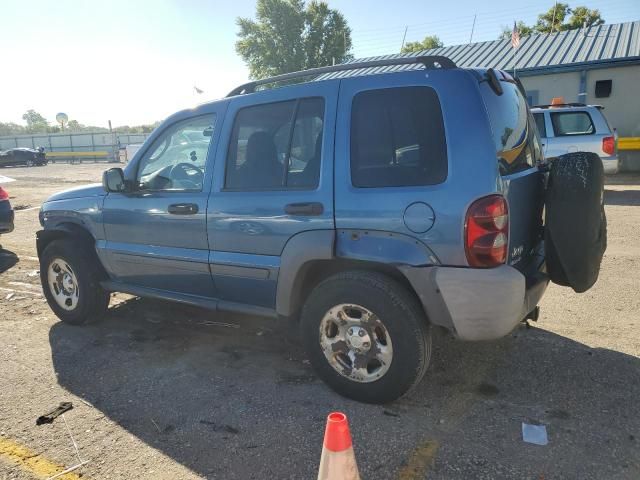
[532,102,587,109]
[226,56,456,97]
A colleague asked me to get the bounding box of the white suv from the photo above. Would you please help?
[532,103,619,174]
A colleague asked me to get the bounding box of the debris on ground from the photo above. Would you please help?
[13,204,32,211]
[522,422,549,446]
[199,420,240,434]
[36,402,73,425]
[199,320,240,329]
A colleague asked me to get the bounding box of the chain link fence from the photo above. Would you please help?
[0,132,151,163]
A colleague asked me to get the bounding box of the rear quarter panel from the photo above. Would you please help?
[334,69,500,266]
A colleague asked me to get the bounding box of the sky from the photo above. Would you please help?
[1,0,638,128]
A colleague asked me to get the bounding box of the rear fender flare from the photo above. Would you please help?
[335,229,439,266]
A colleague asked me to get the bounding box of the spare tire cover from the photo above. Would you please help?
[544,152,607,293]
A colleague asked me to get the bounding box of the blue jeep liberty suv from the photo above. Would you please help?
[37,57,551,403]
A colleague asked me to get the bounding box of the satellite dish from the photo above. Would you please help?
[56,112,68,129]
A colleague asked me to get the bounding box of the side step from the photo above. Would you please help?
[101,280,277,319]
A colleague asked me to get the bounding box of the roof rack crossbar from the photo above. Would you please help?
[227,56,456,97]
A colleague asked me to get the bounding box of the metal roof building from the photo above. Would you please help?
[408,20,640,75]
[332,21,640,171]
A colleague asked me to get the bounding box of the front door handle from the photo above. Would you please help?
[168,203,199,215]
[284,202,324,216]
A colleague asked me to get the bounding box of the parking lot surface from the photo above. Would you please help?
[0,163,639,479]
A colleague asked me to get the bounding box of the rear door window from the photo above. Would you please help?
[550,112,595,136]
[350,87,447,188]
[481,81,542,176]
[225,98,324,190]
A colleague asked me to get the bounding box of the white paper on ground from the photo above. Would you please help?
[0,175,16,184]
[522,422,548,445]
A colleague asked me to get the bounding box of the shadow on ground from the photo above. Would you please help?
[604,189,640,206]
[49,298,640,479]
[0,248,19,274]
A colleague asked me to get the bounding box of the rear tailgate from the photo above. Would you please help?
[479,76,545,272]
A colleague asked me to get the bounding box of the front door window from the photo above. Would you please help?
[136,114,216,191]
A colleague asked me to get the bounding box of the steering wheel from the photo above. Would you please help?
[169,162,204,188]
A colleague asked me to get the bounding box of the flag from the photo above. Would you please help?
[511,21,521,49]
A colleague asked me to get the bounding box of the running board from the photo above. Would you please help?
[100,280,277,319]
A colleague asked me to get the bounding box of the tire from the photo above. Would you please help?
[544,152,606,292]
[300,271,431,404]
[40,239,110,325]
[26,159,34,167]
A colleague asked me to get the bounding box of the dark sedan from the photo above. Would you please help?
[0,185,14,237]
[0,147,47,167]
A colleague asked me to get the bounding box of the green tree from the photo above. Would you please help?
[566,6,604,30]
[535,3,603,33]
[0,122,26,136]
[22,109,49,133]
[236,0,352,79]
[499,21,534,40]
[534,3,571,33]
[67,120,84,132]
[401,35,443,53]
[499,4,606,39]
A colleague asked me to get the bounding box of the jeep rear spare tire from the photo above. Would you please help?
[300,271,431,404]
[545,152,607,293]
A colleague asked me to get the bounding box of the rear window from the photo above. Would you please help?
[481,81,542,176]
[550,112,595,136]
[350,87,447,188]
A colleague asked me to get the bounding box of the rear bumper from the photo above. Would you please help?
[401,264,549,341]
[601,155,619,174]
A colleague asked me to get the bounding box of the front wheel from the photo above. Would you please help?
[40,239,110,325]
[300,271,431,404]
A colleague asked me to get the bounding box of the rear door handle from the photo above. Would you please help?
[168,203,199,215]
[284,202,324,216]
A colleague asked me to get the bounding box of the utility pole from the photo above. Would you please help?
[400,26,408,51]
[469,14,477,44]
[550,1,558,34]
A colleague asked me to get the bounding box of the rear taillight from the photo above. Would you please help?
[0,186,8,201]
[602,136,615,156]
[465,195,509,268]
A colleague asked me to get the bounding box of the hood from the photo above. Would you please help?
[45,183,105,202]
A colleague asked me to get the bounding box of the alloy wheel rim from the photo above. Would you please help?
[319,303,393,383]
[47,258,79,311]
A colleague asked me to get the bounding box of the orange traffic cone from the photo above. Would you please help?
[317,412,361,480]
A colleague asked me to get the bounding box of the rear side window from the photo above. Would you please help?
[533,113,546,138]
[550,112,594,136]
[225,98,324,190]
[481,81,542,176]
[350,87,447,188]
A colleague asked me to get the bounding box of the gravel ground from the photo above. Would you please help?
[0,163,638,479]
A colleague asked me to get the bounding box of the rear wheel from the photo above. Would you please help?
[300,271,431,404]
[25,159,34,167]
[40,239,109,325]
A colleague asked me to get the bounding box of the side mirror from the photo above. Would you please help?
[103,168,127,193]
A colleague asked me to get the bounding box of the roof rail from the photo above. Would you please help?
[532,102,587,109]
[227,56,456,97]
